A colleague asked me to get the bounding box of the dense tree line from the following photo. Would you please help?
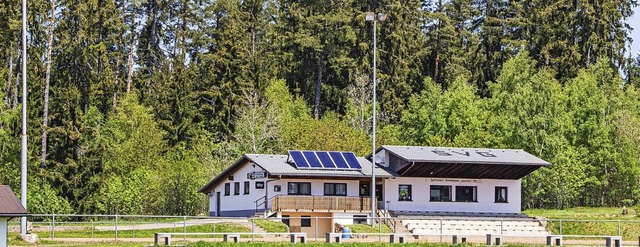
[1,0,640,215]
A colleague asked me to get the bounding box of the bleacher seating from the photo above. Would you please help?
[393,211,549,237]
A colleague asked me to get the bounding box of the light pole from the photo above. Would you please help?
[20,0,28,236]
[365,11,385,226]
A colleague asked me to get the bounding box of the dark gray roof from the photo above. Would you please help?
[381,145,551,166]
[199,154,393,193]
[246,154,393,177]
[0,185,27,216]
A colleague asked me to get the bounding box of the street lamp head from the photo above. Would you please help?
[365,12,375,21]
[377,13,387,22]
[365,12,387,22]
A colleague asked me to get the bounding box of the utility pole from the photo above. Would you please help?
[20,0,28,236]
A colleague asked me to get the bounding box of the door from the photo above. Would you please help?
[376,184,384,209]
[216,192,221,216]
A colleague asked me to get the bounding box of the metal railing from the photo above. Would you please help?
[5,214,640,244]
[272,195,372,212]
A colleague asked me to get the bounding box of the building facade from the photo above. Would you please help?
[199,146,551,237]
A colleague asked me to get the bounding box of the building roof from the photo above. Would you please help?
[380,145,551,166]
[199,154,394,193]
[0,185,27,216]
[378,146,551,179]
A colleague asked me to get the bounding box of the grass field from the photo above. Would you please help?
[524,207,640,240]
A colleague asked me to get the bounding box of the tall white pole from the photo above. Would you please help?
[370,20,377,225]
[20,0,28,236]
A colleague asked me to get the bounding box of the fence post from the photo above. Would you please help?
[378,218,382,242]
[617,220,620,236]
[559,220,563,235]
[252,217,255,242]
[91,221,94,239]
[50,214,55,240]
[500,219,504,234]
[133,220,135,238]
[315,217,318,242]
[183,216,187,241]
[115,214,118,241]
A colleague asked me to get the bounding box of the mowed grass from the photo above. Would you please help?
[184,242,544,247]
[524,207,640,240]
[254,219,288,232]
[9,223,253,239]
[344,223,392,233]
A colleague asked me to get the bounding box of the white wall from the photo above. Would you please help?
[208,161,365,215]
[383,177,521,214]
[208,161,270,215]
[0,218,7,247]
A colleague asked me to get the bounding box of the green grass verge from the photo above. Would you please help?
[9,223,253,239]
[254,219,288,232]
[343,223,391,233]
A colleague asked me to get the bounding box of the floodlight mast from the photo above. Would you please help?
[365,11,384,227]
[20,0,28,236]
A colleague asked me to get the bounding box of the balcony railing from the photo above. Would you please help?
[271,195,372,212]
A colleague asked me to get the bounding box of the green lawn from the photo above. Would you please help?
[524,207,640,240]
[254,219,288,232]
[9,223,253,239]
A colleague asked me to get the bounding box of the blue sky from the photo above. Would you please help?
[630,6,640,58]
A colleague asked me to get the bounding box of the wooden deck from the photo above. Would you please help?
[272,195,372,212]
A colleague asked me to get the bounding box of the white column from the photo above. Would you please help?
[0,218,9,247]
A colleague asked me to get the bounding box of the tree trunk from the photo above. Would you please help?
[13,52,20,110]
[113,0,126,109]
[433,0,442,83]
[314,55,323,119]
[6,50,14,107]
[126,11,136,95]
[41,0,56,169]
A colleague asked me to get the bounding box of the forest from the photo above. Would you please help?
[1,0,640,216]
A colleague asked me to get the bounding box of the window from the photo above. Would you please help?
[244,181,250,195]
[224,183,230,196]
[282,215,290,226]
[353,215,368,224]
[398,184,412,201]
[301,216,311,227]
[288,182,311,195]
[324,183,347,196]
[430,185,452,202]
[274,185,281,192]
[455,186,477,202]
[234,182,240,195]
[495,187,508,203]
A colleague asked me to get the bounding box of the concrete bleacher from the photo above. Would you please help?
[393,211,549,237]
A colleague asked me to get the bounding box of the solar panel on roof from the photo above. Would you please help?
[289,150,362,170]
[342,152,362,169]
[290,151,310,168]
[303,151,323,168]
[329,152,349,169]
[317,152,337,168]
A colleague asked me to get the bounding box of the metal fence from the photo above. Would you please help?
[6,214,640,244]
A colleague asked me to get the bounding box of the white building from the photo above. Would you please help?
[199,145,551,237]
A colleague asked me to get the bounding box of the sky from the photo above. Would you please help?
[630,6,640,58]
